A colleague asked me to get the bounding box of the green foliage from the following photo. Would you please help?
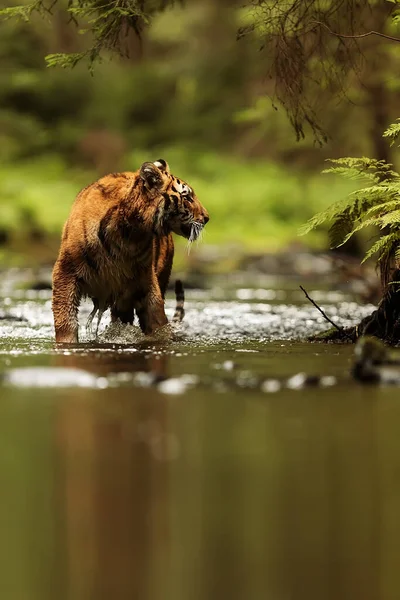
[45,52,87,69]
[301,129,400,283]
[1,0,180,67]
[2,0,400,144]
[0,1,40,21]
[0,150,355,253]
[1,0,400,265]
[0,2,263,159]
[383,119,400,146]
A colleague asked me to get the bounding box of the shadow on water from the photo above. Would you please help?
[0,271,399,599]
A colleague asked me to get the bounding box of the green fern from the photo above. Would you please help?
[300,120,400,285]
[363,232,400,264]
[45,53,88,69]
[0,2,41,21]
[383,119,400,147]
[322,157,399,182]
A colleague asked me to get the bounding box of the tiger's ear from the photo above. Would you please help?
[154,159,169,173]
[140,162,164,191]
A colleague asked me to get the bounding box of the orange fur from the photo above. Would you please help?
[52,160,209,342]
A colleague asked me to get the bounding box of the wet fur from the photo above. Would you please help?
[52,160,209,342]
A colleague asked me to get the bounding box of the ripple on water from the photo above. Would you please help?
[0,289,376,354]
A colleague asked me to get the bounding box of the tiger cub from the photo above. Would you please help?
[52,159,209,342]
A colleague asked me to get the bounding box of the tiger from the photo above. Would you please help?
[52,159,209,343]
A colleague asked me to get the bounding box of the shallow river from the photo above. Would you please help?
[0,270,399,600]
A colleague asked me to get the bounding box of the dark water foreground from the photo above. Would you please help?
[0,271,399,600]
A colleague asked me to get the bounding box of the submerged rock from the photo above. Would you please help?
[2,367,102,388]
[352,336,400,384]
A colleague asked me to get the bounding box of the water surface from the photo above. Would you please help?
[0,271,398,600]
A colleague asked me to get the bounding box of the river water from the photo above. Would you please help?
[0,269,399,600]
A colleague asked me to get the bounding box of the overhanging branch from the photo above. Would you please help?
[311,20,400,43]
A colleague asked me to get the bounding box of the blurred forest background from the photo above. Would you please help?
[1,0,400,267]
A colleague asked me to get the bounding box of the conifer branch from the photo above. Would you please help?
[311,20,400,44]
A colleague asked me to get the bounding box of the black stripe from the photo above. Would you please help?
[175,279,184,302]
[110,172,127,179]
[154,237,161,267]
[98,208,115,256]
[171,194,179,213]
[131,177,141,191]
[173,279,185,322]
[162,193,171,211]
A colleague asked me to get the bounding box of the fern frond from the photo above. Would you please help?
[338,217,382,247]
[362,232,400,264]
[379,209,400,229]
[298,196,351,236]
[328,210,352,248]
[365,198,400,218]
[0,2,40,21]
[301,176,400,240]
[383,119,400,147]
[323,158,399,183]
[46,52,88,69]
[395,244,400,266]
[302,132,400,283]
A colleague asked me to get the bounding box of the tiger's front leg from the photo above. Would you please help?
[52,257,82,343]
[135,278,168,335]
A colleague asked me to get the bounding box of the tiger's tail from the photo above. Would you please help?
[172,279,185,323]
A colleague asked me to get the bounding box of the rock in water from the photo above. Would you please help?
[2,367,101,388]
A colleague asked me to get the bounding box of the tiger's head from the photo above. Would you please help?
[139,159,209,241]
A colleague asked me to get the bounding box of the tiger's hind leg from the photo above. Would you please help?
[86,299,98,335]
[111,299,135,325]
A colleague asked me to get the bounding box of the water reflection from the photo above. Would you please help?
[53,342,169,379]
[57,388,171,600]
[1,383,400,600]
